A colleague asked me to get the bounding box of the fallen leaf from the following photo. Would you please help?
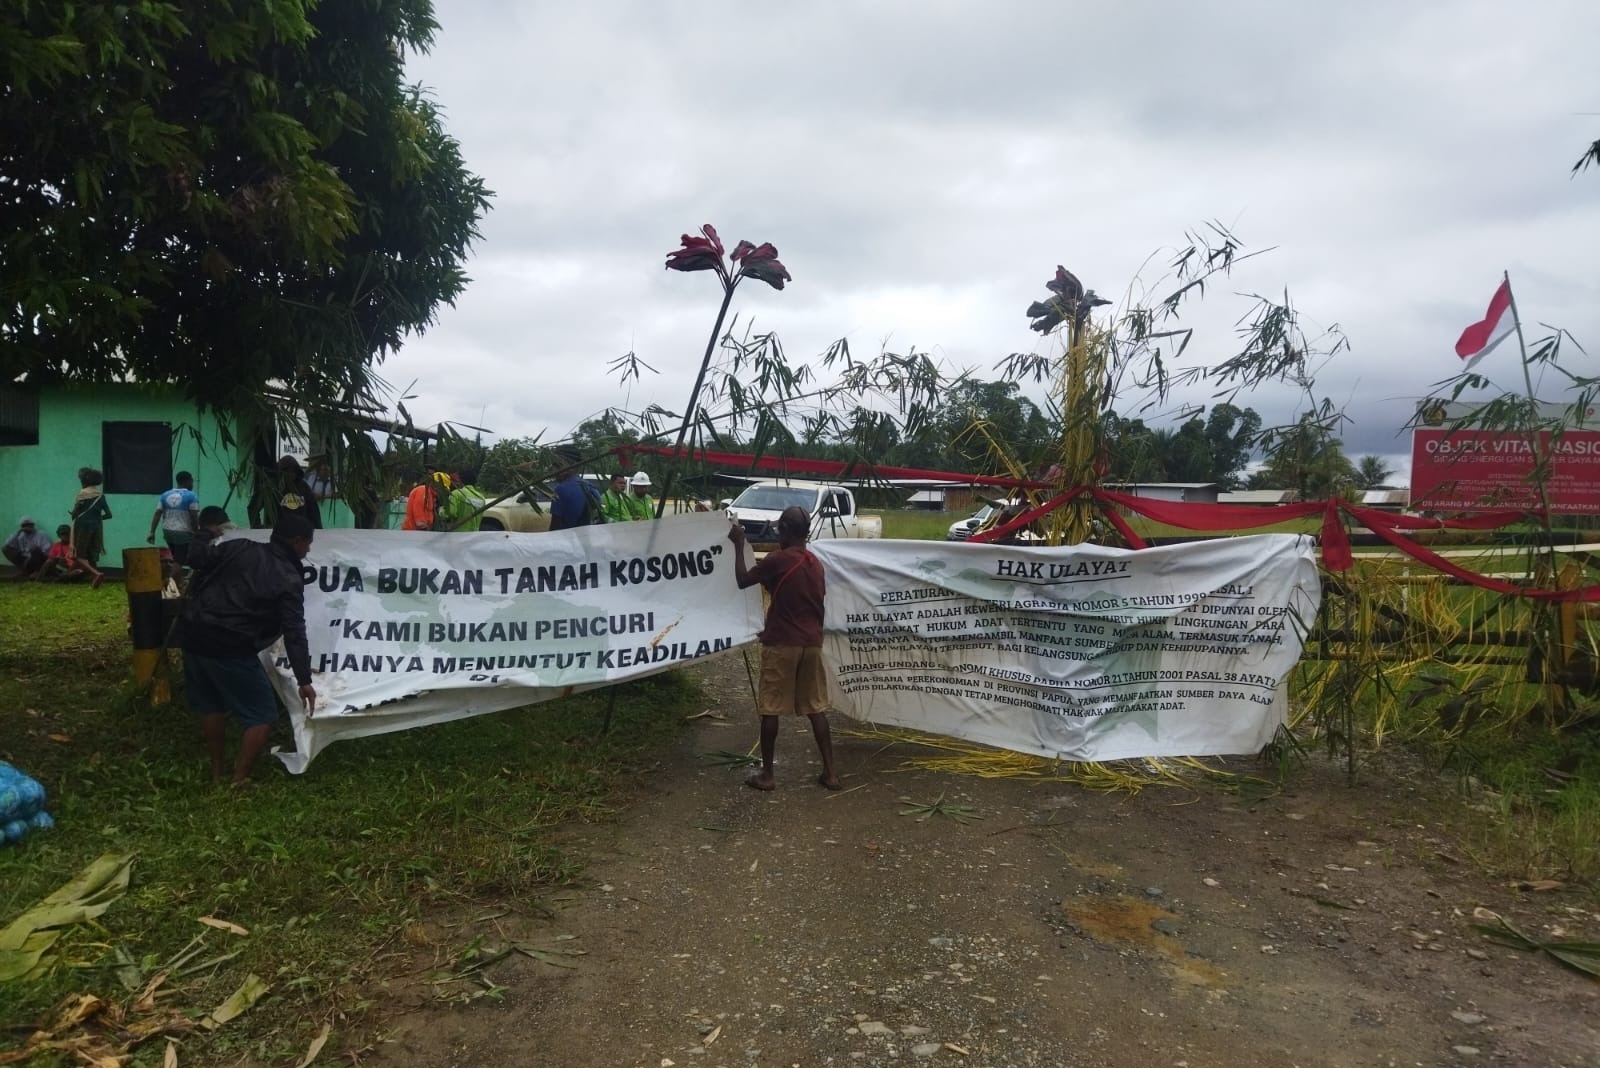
[132,971,169,1014]
[47,733,72,744]
[704,1024,722,1046]
[293,1022,331,1068]
[1514,879,1566,893]
[164,1041,179,1068]
[198,916,249,936]
[944,1043,971,1055]
[200,975,270,1030]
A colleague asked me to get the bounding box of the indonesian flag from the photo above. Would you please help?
[1454,278,1516,369]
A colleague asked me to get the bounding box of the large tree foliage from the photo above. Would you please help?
[1100,404,1260,488]
[569,412,642,461]
[1247,412,1357,500]
[923,378,1053,469]
[1,1,490,438]
[1353,454,1395,490]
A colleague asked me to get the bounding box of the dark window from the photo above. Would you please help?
[102,421,173,494]
[0,388,40,446]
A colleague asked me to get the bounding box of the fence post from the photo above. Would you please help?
[1549,560,1583,716]
[123,546,170,705]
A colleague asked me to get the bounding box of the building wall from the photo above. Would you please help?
[943,487,980,513]
[0,384,355,568]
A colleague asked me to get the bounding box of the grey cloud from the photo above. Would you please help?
[390,0,1600,482]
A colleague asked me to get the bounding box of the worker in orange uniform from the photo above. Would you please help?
[401,470,453,531]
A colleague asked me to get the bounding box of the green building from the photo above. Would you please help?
[0,383,357,567]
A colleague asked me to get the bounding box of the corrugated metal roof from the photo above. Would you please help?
[1219,490,1296,505]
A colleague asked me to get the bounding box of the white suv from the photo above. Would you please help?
[946,504,997,540]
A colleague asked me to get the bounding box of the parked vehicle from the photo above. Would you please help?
[946,503,998,540]
[475,489,704,532]
[946,498,1047,544]
[476,496,551,533]
[476,475,599,531]
[726,482,883,548]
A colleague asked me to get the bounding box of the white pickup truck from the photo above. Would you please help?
[727,481,883,549]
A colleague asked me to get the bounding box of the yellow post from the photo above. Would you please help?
[1550,559,1582,716]
[1053,325,1106,547]
[123,546,170,705]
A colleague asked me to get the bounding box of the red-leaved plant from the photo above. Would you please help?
[654,225,791,513]
[665,224,791,291]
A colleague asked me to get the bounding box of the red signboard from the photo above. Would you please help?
[1410,429,1600,513]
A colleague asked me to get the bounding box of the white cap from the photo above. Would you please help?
[630,471,652,487]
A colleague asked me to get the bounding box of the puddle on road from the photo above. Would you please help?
[1061,896,1227,988]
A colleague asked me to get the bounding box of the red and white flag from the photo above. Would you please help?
[1454,278,1516,369]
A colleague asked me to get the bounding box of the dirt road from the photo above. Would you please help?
[375,656,1598,1067]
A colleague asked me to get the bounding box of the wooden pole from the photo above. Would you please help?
[656,282,737,518]
[124,546,170,705]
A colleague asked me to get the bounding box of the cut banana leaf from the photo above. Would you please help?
[201,974,270,1030]
[0,853,135,983]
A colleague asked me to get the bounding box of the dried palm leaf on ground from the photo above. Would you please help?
[699,749,763,768]
[841,727,1258,794]
[899,792,983,824]
[1472,908,1600,980]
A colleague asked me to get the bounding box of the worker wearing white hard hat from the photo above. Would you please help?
[626,471,654,520]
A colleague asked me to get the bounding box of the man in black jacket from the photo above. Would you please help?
[181,511,318,786]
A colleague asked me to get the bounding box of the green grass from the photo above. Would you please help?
[879,510,960,540]
[0,582,698,1064]
[1443,727,1600,887]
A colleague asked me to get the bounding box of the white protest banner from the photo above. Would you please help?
[811,534,1321,761]
[247,513,762,772]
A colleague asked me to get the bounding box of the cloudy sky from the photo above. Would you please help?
[386,0,1600,481]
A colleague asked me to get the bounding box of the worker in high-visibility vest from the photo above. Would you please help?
[401,470,453,531]
[444,468,487,531]
[626,471,656,520]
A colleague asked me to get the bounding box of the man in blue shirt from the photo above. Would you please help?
[148,471,201,569]
[4,516,52,578]
[548,449,603,531]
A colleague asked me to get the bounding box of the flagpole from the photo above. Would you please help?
[1502,270,1553,526]
[1505,270,1539,416]
[1505,271,1569,716]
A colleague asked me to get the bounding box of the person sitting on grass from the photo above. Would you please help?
[37,524,104,587]
[4,516,51,580]
[727,505,841,792]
